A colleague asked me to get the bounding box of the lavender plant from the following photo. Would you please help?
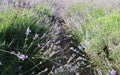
[0,0,120,75]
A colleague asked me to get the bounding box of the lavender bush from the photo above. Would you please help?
[0,0,120,75]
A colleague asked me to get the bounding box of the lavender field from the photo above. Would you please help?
[0,0,120,75]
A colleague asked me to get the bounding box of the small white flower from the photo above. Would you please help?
[33,34,39,40]
[70,47,74,50]
[102,61,107,65]
[17,54,28,61]
[37,43,40,47]
[25,27,31,35]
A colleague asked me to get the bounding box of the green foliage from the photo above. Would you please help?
[0,12,45,46]
[70,3,120,73]
[0,5,52,74]
[89,7,105,18]
[69,3,87,12]
[35,2,52,17]
[0,0,120,74]
[88,12,120,41]
[86,12,120,74]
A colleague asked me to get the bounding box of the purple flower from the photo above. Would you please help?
[108,63,113,67]
[17,54,28,61]
[78,45,84,50]
[110,69,116,75]
[25,27,31,35]
[80,61,85,65]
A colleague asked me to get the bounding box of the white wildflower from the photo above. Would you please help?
[17,54,28,61]
[25,27,31,35]
[33,34,39,40]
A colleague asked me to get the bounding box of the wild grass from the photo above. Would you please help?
[67,1,120,74]
[0,1,53,75]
